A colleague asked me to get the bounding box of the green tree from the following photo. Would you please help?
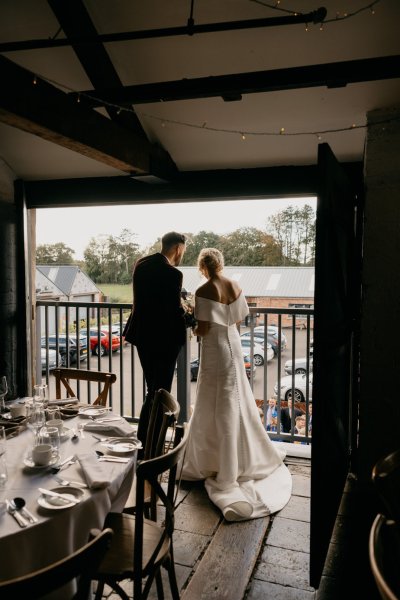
[181,231,222,265]
[221,227,282,265]
[83,229,140,283]
[36,242,75,264]
[267,204,316,265]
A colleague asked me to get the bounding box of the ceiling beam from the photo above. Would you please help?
[0,54,171,176]
[0,9,327,52]
[48,0,148,139]
[74,55,400,106]
[24,162,363,208]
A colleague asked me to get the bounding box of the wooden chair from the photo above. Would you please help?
[0,528,113,599]
[123,388,181,515]
[54,367,117,406]
[93,423,189,600]
[372,448,400,524]
[369,514,400,600]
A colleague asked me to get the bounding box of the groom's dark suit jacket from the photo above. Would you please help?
[123,252,186,350]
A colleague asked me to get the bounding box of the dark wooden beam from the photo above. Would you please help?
[48,0,147,139]
[0,54,155,175]
[0,9,327,52]
[24,162,363,208]
[74,55,400,106]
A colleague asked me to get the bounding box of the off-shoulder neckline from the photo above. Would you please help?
[196,292,243,307]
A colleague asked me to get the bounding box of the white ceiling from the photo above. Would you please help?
[0,0,399,181]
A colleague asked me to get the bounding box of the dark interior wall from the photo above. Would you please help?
[0,162,18,398]
[358,104,400,483]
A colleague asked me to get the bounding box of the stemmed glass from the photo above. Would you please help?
[0,376,8,414]
[33,384,48,406]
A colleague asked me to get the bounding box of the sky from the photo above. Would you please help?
[36,196,316,260]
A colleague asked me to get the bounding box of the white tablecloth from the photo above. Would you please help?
[0,413,137,597]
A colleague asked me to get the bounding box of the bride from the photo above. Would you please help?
[182,248,292,522]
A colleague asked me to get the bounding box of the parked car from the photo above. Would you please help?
[83,328,121,356]
[239,336,274,365]
[274,373,313,403]
[253,325,287,356]
[190,353,255,381]
[284,352,313,375]
[40,347,61,372]
[41,334,88,366]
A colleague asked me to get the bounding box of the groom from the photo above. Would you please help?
[123,231,187,447]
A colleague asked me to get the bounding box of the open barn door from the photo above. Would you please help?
[310,143,362,588]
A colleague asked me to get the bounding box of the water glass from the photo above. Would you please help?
[0,426,7,487]
[27,403,46,444]
[40,426,60,460]
[33,383,48,406]
[0,376,8,414]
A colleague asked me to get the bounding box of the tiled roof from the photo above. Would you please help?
[179,266,314,298]
[36,265,99,295]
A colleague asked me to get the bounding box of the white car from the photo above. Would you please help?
[40,347,61,372]
[284,355,313,375]
[240,338,274,366]
[274,373,313,403]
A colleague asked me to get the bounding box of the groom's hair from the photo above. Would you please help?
[161,231,187,251]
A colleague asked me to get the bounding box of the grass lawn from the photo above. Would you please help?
[98,284,132,304]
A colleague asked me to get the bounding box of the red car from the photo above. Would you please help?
[85,328,120,356]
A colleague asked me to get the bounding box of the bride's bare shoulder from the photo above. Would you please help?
[195,281,219,301]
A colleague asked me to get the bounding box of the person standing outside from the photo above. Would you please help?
[123,231,187,446]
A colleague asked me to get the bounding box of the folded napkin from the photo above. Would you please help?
[83,420,135,437]
[77,453,112,489]
[48,397,79,406]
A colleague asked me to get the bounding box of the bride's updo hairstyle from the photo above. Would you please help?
[198,248,224,277]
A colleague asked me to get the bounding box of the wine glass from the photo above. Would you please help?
[0,376,8,414]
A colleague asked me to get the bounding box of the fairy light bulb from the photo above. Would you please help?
[241,133,246,140]
[279,127,285,135]
[305,23,309,32]
[33,76,37,85]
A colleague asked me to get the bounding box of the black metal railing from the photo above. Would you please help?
[37,300,313,443]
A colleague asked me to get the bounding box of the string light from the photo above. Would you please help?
[22,63,400,141]
[77,94,81,103]
[251,0,381,24]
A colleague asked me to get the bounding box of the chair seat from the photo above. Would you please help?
[98,512,170,578]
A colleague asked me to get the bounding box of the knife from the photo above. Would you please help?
[5,499,28,527]
[57,454,76,467]
[98,456,130,463]
[38,488,80,504]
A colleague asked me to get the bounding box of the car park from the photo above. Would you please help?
[273,373,313,403]
[40,347,61,372]
[41,334,88,366]
[83,328,121,356]
[253,325,287,356]
[240,338,265,366]
[284,353,313,375]
[190,353,255,382]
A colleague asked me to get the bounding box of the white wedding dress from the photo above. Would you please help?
[182,293,292,521]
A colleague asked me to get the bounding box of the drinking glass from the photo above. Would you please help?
[40,426,60,461]
[27,403,46,444]
[0,426,7,487]
[33,384,47,406]
[0,376,8,414]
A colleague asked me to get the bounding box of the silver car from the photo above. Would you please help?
[274,373,313,403]
[284,354,313,375]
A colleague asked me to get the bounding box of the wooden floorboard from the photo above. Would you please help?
[180,516,269,600]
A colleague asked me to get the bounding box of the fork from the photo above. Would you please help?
[54,475,88,489]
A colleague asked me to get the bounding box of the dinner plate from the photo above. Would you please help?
[37,486,85,510]
[23,455,58,470]
[101,438,142,455]
[78,407,108,418]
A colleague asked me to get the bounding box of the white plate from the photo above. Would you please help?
[78,407,108,418]
[101,438,142,455]
[23,455,58,470]
[37,486,85,510]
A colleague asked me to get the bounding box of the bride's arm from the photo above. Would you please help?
[193,319,209,337]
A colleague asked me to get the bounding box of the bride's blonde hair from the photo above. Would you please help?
[197,248,224,276]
